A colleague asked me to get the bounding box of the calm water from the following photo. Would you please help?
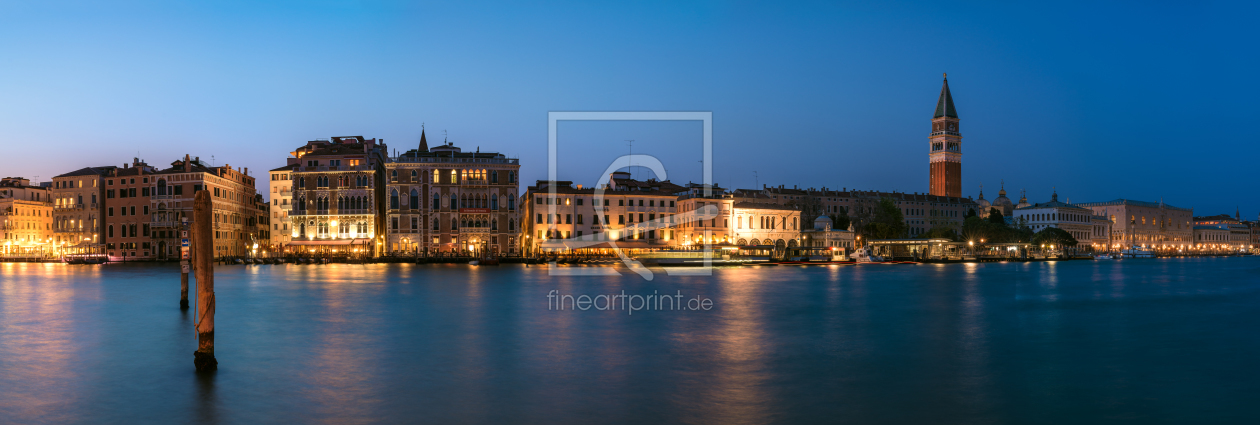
[2,258,1259,424]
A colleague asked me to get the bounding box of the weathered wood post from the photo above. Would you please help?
[193,190,217,372]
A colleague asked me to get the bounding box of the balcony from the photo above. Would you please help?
[54,204,85,211]
[297,165,372,172]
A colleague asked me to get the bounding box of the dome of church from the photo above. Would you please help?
[976,186,991,213]
[1016,189,1031,209]
[992,182,1014,215]
[814,215,833,231]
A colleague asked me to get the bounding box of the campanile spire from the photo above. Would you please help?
[929,74,962,197]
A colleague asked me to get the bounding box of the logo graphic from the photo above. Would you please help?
[546,112,715,280]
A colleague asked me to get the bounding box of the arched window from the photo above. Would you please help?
[450,194,456,210]
[157,179,167,195]
[433,169,440,183]
[508,219,515,231]
[492,196,499,210]
[390,189,399,210]
[452,218,458,230]
[337,196,345,210]
[410,189,419,210]
[411,170,418,180]
[298,177,305,188]
[108,225,114,238]
[492,219,498,230]
[433,193,440,210]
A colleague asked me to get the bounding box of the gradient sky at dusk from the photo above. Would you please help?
[2,1,1257,216]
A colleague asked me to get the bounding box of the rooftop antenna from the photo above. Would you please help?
[625,139,634,179]
[754,171,759,189]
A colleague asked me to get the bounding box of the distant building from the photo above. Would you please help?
[976,182,1018,218]
[1193,212,1250,252]
[802,215,855,253]
[1013,191,1110,250]
[762,185,975,237]
[1076,199,1194,251]
[1,177,54,255]
[520,173,682,255]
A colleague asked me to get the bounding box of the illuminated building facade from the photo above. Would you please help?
[386,131,521,256]
[287,136,388,256]
[1077,199,1194,251]
[1,177,54,256]
[51,167,113,254]
[520,173,682,255]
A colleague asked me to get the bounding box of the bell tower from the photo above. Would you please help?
[929,73,962,197]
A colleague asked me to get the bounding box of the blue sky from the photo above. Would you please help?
[1,1,1256,217]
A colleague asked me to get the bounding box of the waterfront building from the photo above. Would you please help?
[51,167,114,254]
[929,74,962,197]
[252,193,271,255]
[386,131,521,256]
[1076,199,1194,251]
[729,200,801,250]
[1193,213,1250,252]
[520,173,682,255]
[762,185,975,237]
[265,163,294,252]
[287,136,388,257]
[801,216,856,253]
[103,159,158,261]
[150,155,260,259]
[1012,191,1110,250]
[268,164,296,252]
[1090,215,1112,248]
[1246,214,1260,251]
[1,177,54,256]
[675,183,731,247]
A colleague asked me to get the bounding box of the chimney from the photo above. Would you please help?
[244,167,248,176]
[184,154,191,172]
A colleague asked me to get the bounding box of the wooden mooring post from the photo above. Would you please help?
[180,217,190,310]
[193,190,217,372]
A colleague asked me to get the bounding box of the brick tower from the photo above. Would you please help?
[929,73,961,197]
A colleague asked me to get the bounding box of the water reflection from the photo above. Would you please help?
[0,258,1258,423]
[680,268,771,424]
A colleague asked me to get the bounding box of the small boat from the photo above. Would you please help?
[849,247,884,263]
[1094,254,1114,260]
[1120,247,1154,259]
[64,254,108,265]
[469,260,480,266]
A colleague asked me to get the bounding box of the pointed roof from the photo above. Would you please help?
[933,74,958,119]
[418,128,429,152]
